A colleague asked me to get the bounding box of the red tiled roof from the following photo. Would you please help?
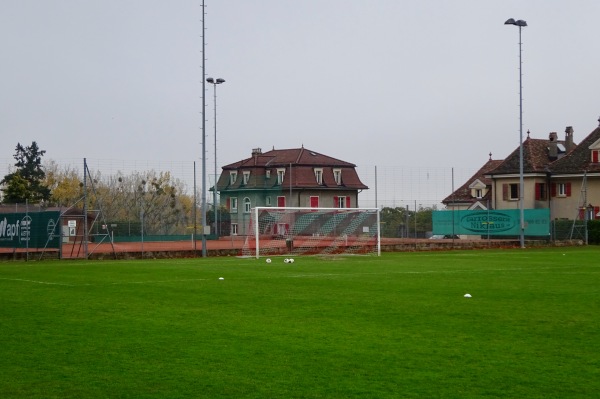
[549,126,600,174]
[222,147,356,169]
[487,137,570,175]
[218,147,368,191]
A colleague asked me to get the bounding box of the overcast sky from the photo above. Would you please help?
[1,1,599,205]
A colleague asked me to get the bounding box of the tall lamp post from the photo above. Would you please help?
[206,77,225,238]
[505,18,527,249]
[200,0,207,257]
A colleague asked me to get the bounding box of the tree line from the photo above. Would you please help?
[380,205,435,238]
[0,142,221,236]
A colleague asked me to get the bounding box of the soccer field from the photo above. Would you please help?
[1,248,599,398]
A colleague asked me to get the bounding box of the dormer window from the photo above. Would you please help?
[468,179,486,199]
[314,168,323,185]
[588,138,600,163]
[243,171,251,185]
[333,169,342,185]
[229,171,238,185]
[277,168,285,185]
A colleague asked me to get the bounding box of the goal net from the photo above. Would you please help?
[242,207,380,258]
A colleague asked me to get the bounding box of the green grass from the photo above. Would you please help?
[1,248,599,398]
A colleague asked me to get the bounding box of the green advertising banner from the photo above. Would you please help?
[432,209,550,236]
[0,211,61,249]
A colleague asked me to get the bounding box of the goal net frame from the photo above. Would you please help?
[245,206,381,258]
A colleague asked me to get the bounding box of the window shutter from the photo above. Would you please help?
[551,183,557,197]
[593,151,599,163]
[535,183,541,200]
[333,196,338,208]
[566,182,572,197]
[502,184,508,201]
[594,207,600,220]
[310,196,319,208]
[226,198,230,210]
[346,197,351,208]
[579,208,585,220]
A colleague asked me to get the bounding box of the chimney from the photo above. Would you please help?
[548,132,558,159]
[565,126,574,152]
[252,147,262,165]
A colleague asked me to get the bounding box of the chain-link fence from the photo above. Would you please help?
[0,157,592,259]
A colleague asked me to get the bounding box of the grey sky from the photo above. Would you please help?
[1,1,599,204]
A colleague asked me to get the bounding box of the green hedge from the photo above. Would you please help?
[588,220,600,244]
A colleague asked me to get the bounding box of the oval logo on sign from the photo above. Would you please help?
[460,211,517,233]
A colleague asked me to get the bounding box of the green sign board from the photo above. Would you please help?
[432,209,550,236]
[0,211,61,249]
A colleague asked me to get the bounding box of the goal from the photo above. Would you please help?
[242,207,380,258]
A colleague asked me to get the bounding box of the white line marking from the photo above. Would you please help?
[0,278,74,286]
[0,277,208,287]
[107,278,208,285]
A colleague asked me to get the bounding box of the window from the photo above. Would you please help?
[579,207,598,221]
[535,183,547,201]
[510,184,519,200]
[277,168,285,185]
[244,197,251,213]
[469,179,486,199]
[231,223,238,235]
[502,184,519,201]
[333,169,342,185]
[229,171,237,185]
[591,206,600,220]
[334,196,349,208]
[551,182,571,198]
[265,170,271,179]
[230,197,238,213]
[314,168,323,185]
[266,196,272,206]
[558,183,567,197]
[243,171,250,185]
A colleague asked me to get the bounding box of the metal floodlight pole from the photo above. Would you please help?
[505,18,527,249]
[206,77,225,238]
[201,0,207,257]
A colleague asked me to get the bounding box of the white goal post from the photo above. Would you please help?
[243,207,381,258]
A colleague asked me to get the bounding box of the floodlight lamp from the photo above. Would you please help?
[216,78,226,84]
[505,18,527,27]
[206,77,215,83]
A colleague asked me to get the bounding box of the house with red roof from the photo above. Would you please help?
[216,146,368,235]
[485,126,576,214]
[444,117,600,228]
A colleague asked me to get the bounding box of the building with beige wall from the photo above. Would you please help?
[444,117,600,223]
